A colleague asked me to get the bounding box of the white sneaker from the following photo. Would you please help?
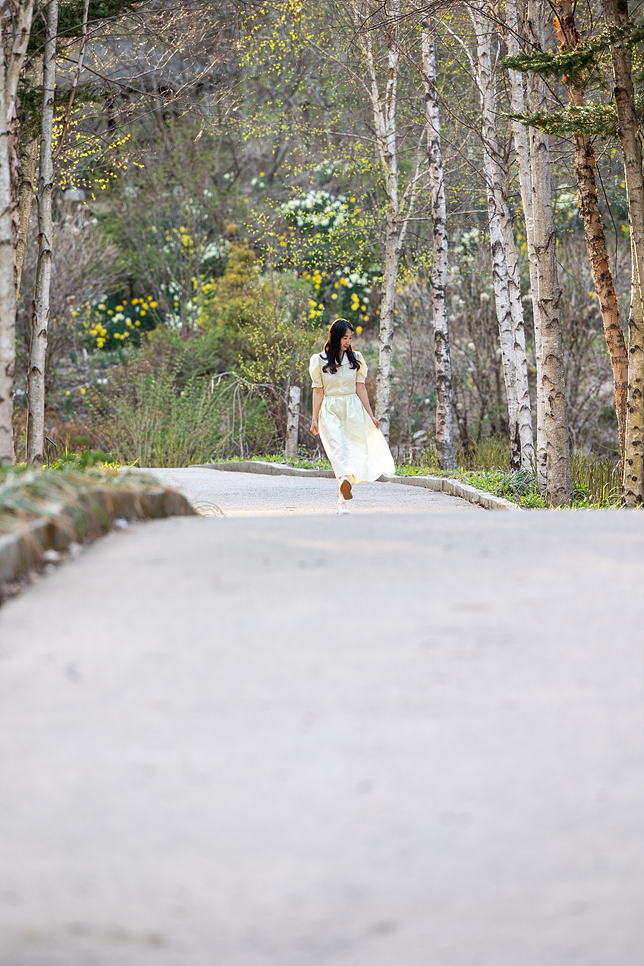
[337,498,349,515]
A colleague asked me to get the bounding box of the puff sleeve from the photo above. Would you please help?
[309,354,324,388]
[355,351,368,384]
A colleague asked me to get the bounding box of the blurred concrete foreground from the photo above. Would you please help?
[0,500,643,965]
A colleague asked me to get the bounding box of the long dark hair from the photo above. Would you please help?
[321,318,359,374]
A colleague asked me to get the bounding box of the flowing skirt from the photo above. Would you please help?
[318,394,395,484]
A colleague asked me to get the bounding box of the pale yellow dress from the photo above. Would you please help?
[309,350,395,484]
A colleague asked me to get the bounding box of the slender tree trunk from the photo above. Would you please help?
[525,0,572,506]
[471,5,521,469]
[505,0,545,480]
[603,0,644,504]
[0,0,35,464]
[27,0,58,464]
[16,56,43,296]
[624,237,644,501]
[421,22,456,469]
[499,195,534,467]
[352,0,403,440]
[554,0,628,463]
[285,385,300,459]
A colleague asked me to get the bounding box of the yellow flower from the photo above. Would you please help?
[331,293,337,300]
[135,320,140,326]
[65,390,71,396]
[80,388,86,394]
[141,302,148,310]
[107,310,113,315]
[356,326,363,334]
[116,305,123,311]
[150,301,157,308]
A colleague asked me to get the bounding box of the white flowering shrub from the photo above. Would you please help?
[313,160,342,184]
[200,237,231,277]
[280,190,351,233]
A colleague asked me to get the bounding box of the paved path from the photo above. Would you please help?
[144,466,480,516]
[0,501,643,965]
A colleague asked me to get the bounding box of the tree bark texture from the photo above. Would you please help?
[0,0,35,464]
[285,385,301,459]
[498,197,534,467]
[504,0,540,473]
[555,0,628,463]
[422,21,456,470]
[16,55,43,296]
[470,6,522,469]
[603,0,644,503]
[624,237,644,502]
[27,0,58,465]
[526,0,572,506]
[352,0,402,440]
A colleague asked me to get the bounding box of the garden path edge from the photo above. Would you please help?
[196,461,522,512]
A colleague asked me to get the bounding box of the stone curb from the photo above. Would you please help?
[196,461,522,511]
[0,486,195,590]
[196,460,336,478]
[377,474,522,511]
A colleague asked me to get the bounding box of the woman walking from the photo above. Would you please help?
[310,318,395,514]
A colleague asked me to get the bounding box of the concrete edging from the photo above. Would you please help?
[198,461,522,511]
[0,486,195,590]
[197,460,336,479]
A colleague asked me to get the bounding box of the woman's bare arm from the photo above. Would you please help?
[356,383,380,429]
[310,387,324,435]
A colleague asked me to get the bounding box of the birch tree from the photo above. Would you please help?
[421,18,455,469]
[503,0,544,477]
[603,0,644,504]
[16,55,42,295]
[27,0,58,464]
[0,0,35,463]
[350,0,419,439]
[470,5,533,469]
[525,0,572,506]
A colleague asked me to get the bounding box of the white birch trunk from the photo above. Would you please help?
[504,0,541,475]
[352,0,402,441]
[285,385,300,459]
[0,0,35,463]
[422,21,456,469]
[470,6,521,468]
[16,55,43,296]
[525,0,572,506]
[603,0,644,503]
[499,190,534,467]
[27,0,58,464]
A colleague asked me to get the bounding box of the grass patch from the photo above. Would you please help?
[211,453,333,472]
[401,442,623,509]
[0,454,158,533]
